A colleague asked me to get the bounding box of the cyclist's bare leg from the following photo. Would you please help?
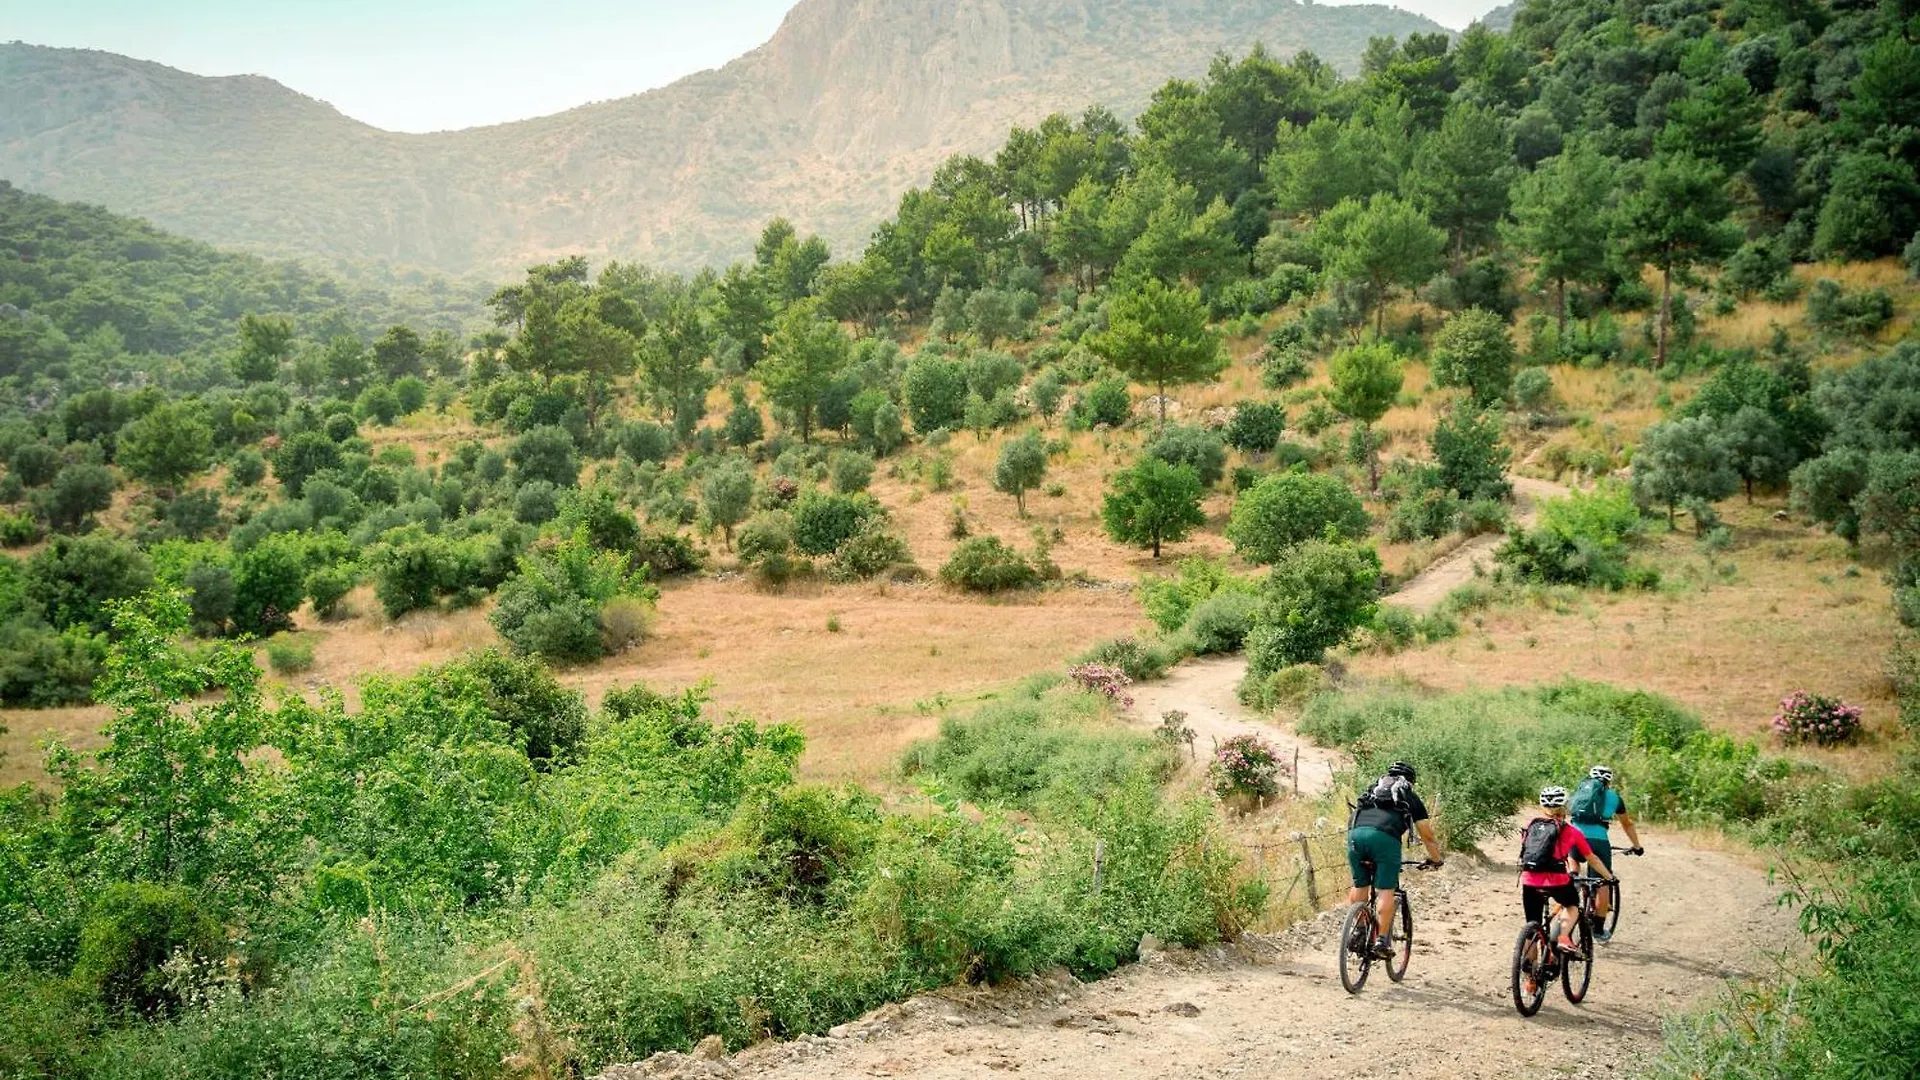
[1550,902,1580,948]
[1375,888,1398,939]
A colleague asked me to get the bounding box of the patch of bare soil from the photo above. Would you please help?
[1125,656,1341,796]
[599,826,1792,1080]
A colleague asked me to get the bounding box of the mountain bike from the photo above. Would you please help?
[1510,906,1594,1016]
[1575,847,1641,941]
[1338,859,1438,994]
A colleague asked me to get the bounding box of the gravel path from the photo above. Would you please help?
[604,828,1792,1080]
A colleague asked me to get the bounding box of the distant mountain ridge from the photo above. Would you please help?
[0,0,1447,277]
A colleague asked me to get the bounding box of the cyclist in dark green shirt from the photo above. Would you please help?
[1346,762,1445,958]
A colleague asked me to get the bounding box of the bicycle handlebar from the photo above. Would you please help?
[1404,859,1442,870]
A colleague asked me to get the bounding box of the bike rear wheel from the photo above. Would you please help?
[1339,901,1376,994]
[1511,923,1550,1017]
[1386,889,1413,982]
[1562,913,1595,1003]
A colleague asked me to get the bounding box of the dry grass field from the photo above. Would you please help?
[1345,499,1908,769]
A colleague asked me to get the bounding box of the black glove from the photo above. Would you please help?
[1628,846,1645,856]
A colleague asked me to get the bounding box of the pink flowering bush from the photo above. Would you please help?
[1773,691,1864,746]
[1067,662,1134,709]
[1207,733,1290,800]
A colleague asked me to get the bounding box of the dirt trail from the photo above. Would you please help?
[1126,656,1342,795]
[1118,476,1572,787]
[1384,476,1569,614]
[605,827,1791,1080]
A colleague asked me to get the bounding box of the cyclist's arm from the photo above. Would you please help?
[1413,817,1444,866]
[1617,810,1643,850]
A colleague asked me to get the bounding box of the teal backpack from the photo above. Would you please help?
[1569,777,1609,826]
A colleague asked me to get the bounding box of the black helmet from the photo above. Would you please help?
[1386,761,1417,783]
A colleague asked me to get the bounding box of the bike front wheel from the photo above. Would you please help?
[1385,889,1413,983]
[1604,879,1622,937]
[1338,901,1376,994]
[1511,923,1549,1017]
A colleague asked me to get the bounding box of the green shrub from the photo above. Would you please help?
[1806,279,1895,338]
[264,634,315,675]
[1225,401,1285,453]
[1183,590,1258,655]
[791,490,881,557]
[1243,537,1381,676]
[71,882,224,1018]
[1079,635,1175,682]
[1144,425,1227,488]
[1071,377,1131,429]
[303,564,356,620]
[1226,470,1369,564]
[939,536,1039,592]
[1237,663,1330,713]
[1137,556,1254,633]
[490,535,654,664]
[828,520,911,582]
[830,450,875,494]
[1497,481,1652,589]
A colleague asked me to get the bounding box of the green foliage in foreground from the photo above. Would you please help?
[0,594,1259,1078]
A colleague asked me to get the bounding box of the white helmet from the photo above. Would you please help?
[1589,765,1614,782]
[1539,786,1569,808]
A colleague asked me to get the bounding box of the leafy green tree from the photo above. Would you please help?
[270,432,341,499]
[490,533,651,664]
[1314,194,1446,336]
[1225,401,1285,453]
[1814,154,1920,261]
[1429,308,1516,407]
[640,297,714,439]
[118,403,214,489]
[904,353,969,434]
[758,301,850,443]
[1618,152,1739,368]
[1791,448,1872,544]
[1133,79,1251,204]
[357,383,401,426]
[51,590,265,888]
[722,386,766,448]
[993,430,1048,516]
[231,314,294,383]
[26,533,154,632]
[321,335,369,389]
[1656,71,1763,173]
[701,457,755,549]
[1720,405,1792,502]
[1406,102,1513,262]
[9,442,60,487]
[1089,279,1224,425]
[232,532,307,636]
[509,425,581,488]
[1244,536,1382,675]
[1327,343,1404,491]
[1431,405,1512,502]
[790,490,880,557]
[1226,469,1369,563]
[371,325,426,380]
[34,463,117,532]
[715,263,774,368]
[1102,456,1206,558]
[1144,424,1228,488]
[1631,416,1738,528]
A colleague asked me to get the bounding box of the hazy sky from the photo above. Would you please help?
[4,0,1501,133]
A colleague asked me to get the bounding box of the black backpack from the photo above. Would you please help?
[1356,774,1413,824]
[1519,817,1565,873]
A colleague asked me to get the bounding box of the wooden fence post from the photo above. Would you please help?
[1293,831,1319,909]
[1092,839,1105,898]
[1292,748,1300,795]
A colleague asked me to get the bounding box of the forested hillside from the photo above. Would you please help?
[1,0,1917,1075]
[0,0,1446,275]
[0,181,487,394]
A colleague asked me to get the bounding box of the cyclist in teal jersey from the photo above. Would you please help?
[1573,765,1643,941]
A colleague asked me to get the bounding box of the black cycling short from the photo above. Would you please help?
[1522,883,1580,925]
